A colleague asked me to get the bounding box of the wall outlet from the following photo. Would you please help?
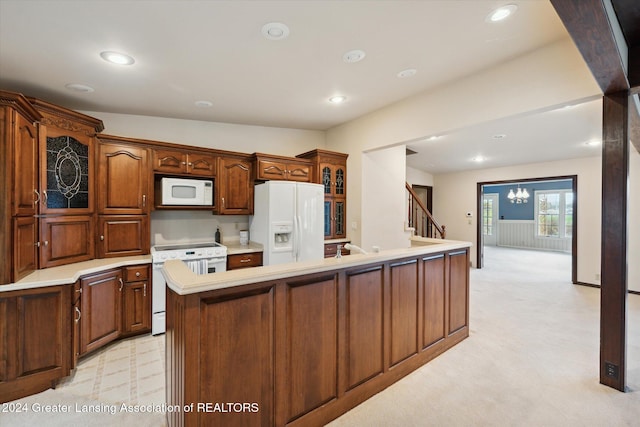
[605,362,619,379]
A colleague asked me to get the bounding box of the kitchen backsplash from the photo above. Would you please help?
[150,211,250,246]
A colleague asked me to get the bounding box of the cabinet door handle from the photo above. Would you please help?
[44,240,49,246]
[222,197,225,208]
[136,271,141,277]
[240,258,251,263]
[142,194,146,207]
[143,283,147,297]
[34,189,40,204]
[119,278,124,292]
[100,235,104,241]
[76,288,82,294]
[35,241,40,247]
[42,191,48,204]
[75,307,81,323]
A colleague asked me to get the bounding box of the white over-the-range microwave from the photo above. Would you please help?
[160,177,213,206]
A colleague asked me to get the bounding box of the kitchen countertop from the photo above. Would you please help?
[163,238,471,295]
[0,255,152,292]
[225,241,263,255]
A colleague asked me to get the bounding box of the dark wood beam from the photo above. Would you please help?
[600,92,629,392]
[551,0,629,93]
[551,0,632,392]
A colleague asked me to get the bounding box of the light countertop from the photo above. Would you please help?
[225,241,263,255]
[1,255,152,293]
[163,239,471,296]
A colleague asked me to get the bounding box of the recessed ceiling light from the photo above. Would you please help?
[65,83,94,93]
[100,51,135,65]
[397,69,417,78]
[262,22,290,40]
[194,100,213,108]
[472,156,485,162]
[486,4,518,22]
[427,135,439,141]
[329,95,347,104]
[343,49,366,63]
[585,140,600,147]
[492,134,506,139]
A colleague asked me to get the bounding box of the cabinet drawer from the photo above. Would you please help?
[124,265,149,282]
[227,252,263,270]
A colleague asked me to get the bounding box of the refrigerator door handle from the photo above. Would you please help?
[293,215,299,261]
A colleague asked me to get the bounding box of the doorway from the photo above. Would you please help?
[476,175,578,284]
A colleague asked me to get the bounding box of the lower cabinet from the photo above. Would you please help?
[226,252,263,270]
[122,265,151,335]
[80,269,123,355]
[167,248,469,427]
[78,264,151,357]
[0,285,71,403]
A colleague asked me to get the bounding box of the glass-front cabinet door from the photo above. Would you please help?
[39,127,94,215]
[324,199,346,239]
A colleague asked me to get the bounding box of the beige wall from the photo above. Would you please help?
[81,110,326,157]
[629,146,640,292]
[325,38,601,247]
[433,156,602,285]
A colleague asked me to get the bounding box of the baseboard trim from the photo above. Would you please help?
[574,282,640,295]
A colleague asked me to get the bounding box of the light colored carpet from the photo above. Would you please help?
[2,247,638,426]
[328,246,640,427]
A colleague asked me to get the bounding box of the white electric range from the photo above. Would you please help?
[150,241,227,335]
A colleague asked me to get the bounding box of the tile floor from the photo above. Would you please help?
[57,333,165,407]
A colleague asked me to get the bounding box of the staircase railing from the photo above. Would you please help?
[406,182,446,239]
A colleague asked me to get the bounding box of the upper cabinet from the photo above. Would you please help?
[153,149,216,177]
[29,97,104,216]
[97,138,149,215]
[297,150,348,240]
[253,153,311,182]
[217,156,253,215]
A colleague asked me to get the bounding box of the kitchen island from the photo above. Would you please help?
[163,238,471,427]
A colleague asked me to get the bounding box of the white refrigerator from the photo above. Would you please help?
[250,181,324,265]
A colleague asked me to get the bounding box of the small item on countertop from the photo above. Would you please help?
[215,227,221,243]
[239,230,249,246]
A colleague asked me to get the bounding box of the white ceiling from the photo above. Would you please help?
[0,0,600,174]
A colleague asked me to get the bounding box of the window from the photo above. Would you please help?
[535,190,573,238]
[483,198,494,236]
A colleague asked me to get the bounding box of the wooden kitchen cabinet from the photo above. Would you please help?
[39,215,95,268]
[324,242,350,258]
[12,216,38,279]
[217,156,253,215]
[97,141,149,215]
[79,269,122,356]
[1,90,42,284]
[227,252,263,270]
[253,153,312,182]
[297,149,348,240]
[153,148,216,176]
[122,265,151,335]
[0,285,72,403]
[97,215,149,258]
[97,137,150,258]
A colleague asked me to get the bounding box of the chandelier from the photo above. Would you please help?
[508,185,530,204]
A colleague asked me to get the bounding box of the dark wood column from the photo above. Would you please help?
[551,0,638,391]
[600,92,629,391]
